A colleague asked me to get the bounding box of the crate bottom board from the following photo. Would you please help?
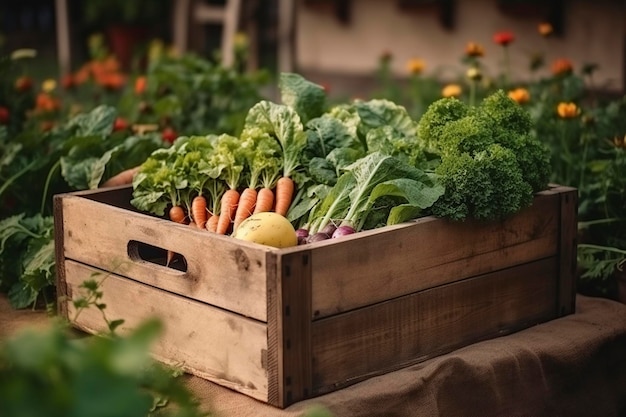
[62,260,271,403]
[61,255,561,408]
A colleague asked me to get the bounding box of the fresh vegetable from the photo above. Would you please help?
[331,225,356,238]
[191,195,208,229]
[232,212,298,248]
[233,187,257,231]
[274,176,295,216]
[253,187,275,214]
[100,166,139,188]
[243,100,308,217]
[307,152,444,234]
[417,90,551,221]
[206,214,219,233]
[233,133,281,228]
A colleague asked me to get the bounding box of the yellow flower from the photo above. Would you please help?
[557,102,580,119]
[466,67,482,81]
[507,88,530,104]
[538,22,553,37]
[406,58,425,75]
[42,78,57,93]
[442,84,462,98]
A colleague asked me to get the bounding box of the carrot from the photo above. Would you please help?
[253,187,275,214]
[169,205,187,224]
[273,176,295,217]
[233,187,257,231]
[216,189,240,235]
[100,166,140,188]
[206,214,219,233]
[191,195,208,229]
[167,205,187,266]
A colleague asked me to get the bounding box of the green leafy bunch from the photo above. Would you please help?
[0,277,208,417]
[0,214,55,309]
[418,90,551,221]
[118,54,269,138]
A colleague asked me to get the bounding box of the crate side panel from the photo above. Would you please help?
[310,192,560,318]
[64,260,269,402]
[61,194,268,321]
[311,257,558,393]
[555,186,578,316]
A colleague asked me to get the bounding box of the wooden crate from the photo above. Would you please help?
[54,185,577,408]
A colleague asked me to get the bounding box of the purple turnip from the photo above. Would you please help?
[331,225,356,238]
[296,228,309,245]
[307,232,331,243]
[320,223,337,237]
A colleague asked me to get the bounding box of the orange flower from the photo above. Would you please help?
[35,93,61,113]
[465,42,485,57]
[406,58,425,75]
[493,31,515,46]
[538,22,553,37]
[134,76,147,95]
[557,102,579,119]
[551,58,573,76]
[507,88,530,104]
[95,72,127,90]
[442,84,462,98]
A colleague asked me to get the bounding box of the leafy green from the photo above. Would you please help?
[0,319,207,417]
[419,90,551,221]
[243,100,308,179]
[308,152,443,233]
[279,72,327,124]
[0,214,55,308]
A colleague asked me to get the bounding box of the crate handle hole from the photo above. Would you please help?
[128,240,188,272]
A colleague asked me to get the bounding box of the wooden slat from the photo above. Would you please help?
[53,194,69,319]
[310,257,558,393]
[554,185,578,316]
[63,261,269,402]
[310,191,561,318]
[60,192,269,322]
[277,251,313,407]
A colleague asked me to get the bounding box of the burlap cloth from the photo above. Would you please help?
[2,294,626,417]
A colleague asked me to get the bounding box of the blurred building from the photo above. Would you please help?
[1,0,624,93]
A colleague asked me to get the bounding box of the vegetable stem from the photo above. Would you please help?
[0,159,38,199]
[40,159,61,216]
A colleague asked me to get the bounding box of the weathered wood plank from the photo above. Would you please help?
[553,185,578,316]
[310,257,558,393]
[64,260,269,402]
[61,193,269,321]
[278,251,313,407]
[310,191,560,318]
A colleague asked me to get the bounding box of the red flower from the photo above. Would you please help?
[61,74,76,90]
[15,76,33,92]
[0,106,9,124]
[161,127,178,144]
[113,117,129,132]
[493,31,515,47]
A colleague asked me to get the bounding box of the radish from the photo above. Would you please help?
[321,223,337,237]
[307,232,331,243]
[296,228,309,245]
[332,225,356,238]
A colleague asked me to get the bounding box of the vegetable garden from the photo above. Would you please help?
[1,25,625,416]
